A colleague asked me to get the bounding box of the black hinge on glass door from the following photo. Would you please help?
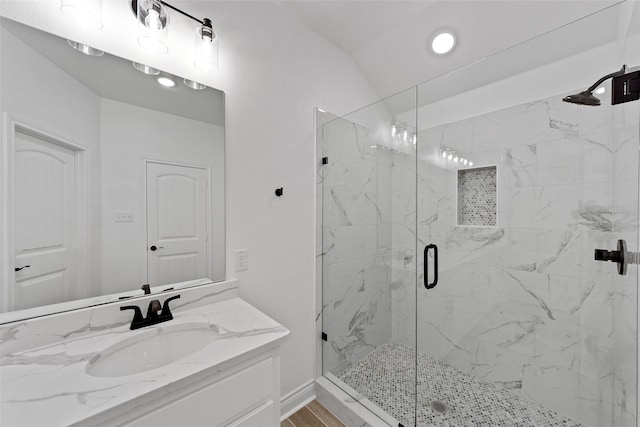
[424,244,438,289]
[321,332,327,341]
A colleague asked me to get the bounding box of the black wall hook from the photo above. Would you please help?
[275,187,284,197]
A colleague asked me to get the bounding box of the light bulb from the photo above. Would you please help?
[469,161,474,167]
[391,125,397,136]
[463,159,468,165]
[194,19,218,71]
[448,153,453,160]
[402,130,408,141]
[145,9,162,30]
[442,151,447,158]
[453,156,459,163]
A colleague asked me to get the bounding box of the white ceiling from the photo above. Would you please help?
[274,0,436,54]
[276,0,624,98]
[0,0,630,110]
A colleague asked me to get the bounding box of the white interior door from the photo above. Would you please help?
[13,130,77,310]
[146,162,208,286]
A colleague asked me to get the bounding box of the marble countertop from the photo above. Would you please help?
[0,292,289,427]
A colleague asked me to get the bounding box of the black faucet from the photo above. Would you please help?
[120,295,181,330]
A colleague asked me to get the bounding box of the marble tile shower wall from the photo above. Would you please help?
[388,94,638,426]
[319,117,394,375]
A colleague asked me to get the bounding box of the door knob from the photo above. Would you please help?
[14,265,31,272]
[149,245,164,251]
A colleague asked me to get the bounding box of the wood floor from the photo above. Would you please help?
[281,400,346,427]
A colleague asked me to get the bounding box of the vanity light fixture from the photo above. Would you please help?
[60,0,103,30]
[183,79,207,90]
[431,30,457,55]
[67,40,104,56]
[194,18,218,71]
[157,75,176,87]
[132,62,160,75]
[131,0,218,71]
[134,0,169,54]
[440,147,473,168]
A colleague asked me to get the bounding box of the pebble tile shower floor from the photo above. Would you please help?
[337,341,585,427]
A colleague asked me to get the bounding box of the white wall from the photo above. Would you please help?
[100,98,223,293]
[0,25,103,300]
[217,2,381,398]
[0,1,381,401]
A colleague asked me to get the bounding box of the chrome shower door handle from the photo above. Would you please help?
[424,244,438,289]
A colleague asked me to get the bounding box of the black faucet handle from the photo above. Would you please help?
[146,300,162,319]
[120,305,144,325]
[141,284,151,295]
[161,295,181,317]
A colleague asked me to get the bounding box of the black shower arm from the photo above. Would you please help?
[587,65,626,92]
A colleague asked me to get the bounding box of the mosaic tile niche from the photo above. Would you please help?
[457,166,497,227]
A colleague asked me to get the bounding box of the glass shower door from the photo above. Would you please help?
[319,88,418,426]
[415,3,639,426]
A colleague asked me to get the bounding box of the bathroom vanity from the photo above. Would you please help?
[0,280,289,427]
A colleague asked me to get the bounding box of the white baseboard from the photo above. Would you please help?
[280,380,316,421]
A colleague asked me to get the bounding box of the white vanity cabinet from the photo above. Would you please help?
[1,284,289,427]
[93,349,282,427]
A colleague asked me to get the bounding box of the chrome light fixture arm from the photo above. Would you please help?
[130,0,210,26]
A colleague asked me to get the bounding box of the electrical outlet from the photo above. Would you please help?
[114,212,134,222]
[235,249,248,272]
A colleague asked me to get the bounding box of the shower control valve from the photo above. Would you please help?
[594,239,629,275]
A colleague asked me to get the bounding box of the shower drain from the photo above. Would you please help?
[431,400,448,414]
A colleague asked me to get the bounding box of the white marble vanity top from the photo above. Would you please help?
[0,281,289,427]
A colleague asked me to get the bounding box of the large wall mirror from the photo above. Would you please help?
[0,18,225,323]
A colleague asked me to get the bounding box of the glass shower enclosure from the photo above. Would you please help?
[317,2,639,426]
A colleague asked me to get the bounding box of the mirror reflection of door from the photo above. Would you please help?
[146,162,208,286]
[13,129,83,310]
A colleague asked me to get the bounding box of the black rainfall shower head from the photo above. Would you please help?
[562,65,626,107]
[562,91,601,106]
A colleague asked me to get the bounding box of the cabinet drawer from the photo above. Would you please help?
[227,400,274,427]
[125,357,274,427]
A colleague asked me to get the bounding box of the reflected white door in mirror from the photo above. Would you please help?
[3,123,90,313]
[146,162,210,286]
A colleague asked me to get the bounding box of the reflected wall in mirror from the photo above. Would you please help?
[0,18,225,322]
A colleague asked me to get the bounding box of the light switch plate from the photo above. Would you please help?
[115,212,134,222]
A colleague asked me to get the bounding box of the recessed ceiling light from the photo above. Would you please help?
[431,31,456,55]
[183,79,207,90]
[594,86,606,95]
[67,40,104,56]
[132,62,160,75]
[157,76,175,87]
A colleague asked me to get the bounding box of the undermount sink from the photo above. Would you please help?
[86,323,218,378]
